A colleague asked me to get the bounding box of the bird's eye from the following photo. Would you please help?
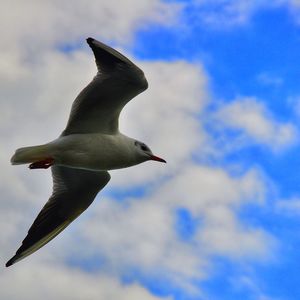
[141,144,149,151]
[134,141,150,152]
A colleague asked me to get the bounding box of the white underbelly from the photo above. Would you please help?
[59,150,133,171]
[48,133,137,171]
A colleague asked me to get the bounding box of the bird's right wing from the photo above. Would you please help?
[6,166,110,267]
[61,38,148,136]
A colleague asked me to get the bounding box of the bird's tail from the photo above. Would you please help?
[11,144,49,165]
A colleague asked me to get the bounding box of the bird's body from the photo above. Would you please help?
[50,133,144,170]
[12,133,146,171]
[6,37,166,267]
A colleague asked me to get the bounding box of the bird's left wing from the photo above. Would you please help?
[61,38,148,136]
[6,166,110,267]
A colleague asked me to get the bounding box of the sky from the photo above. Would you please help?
[1,0,300,299]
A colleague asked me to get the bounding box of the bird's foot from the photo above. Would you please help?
[29,157,54,169]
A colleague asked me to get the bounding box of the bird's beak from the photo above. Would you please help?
[149,155,166,163]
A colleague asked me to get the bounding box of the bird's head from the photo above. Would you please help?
[134,140,166,164]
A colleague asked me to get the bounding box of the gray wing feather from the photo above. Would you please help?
[6,166,110,267]
[61,38,148,136]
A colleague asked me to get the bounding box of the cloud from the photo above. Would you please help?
[256,72,283,87]
[287,0,300,20]
[232,275,281,300]
[1,263,170,300]
[291,0,300,7]
[180,0,300,29]
[213,97,297,150]
[192,0,260,27]
[275,197,300,215]
[70,165,273,293]
[181,0,283,28]
[0,0,180,54]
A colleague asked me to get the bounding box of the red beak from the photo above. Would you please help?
[149,155,166,163]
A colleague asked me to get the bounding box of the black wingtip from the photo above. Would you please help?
[86,37,94,45]
[5,257,15,267]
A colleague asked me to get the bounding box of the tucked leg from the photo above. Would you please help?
[29,158,54,169]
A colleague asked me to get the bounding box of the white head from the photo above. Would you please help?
[134,140,166,164]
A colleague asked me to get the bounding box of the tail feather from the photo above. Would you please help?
[11,145,49,165]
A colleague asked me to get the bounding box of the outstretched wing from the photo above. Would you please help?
[61,37,148,136]
[6,166,110,267]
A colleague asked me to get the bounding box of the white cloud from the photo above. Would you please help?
[193,0,259,27]
[187,0,283,28]
[184,0,300,29]
[231,275,282,300]
[1,263,169,300]
[0,0,180,53]
[287,0,300,22]
[213,97,297,150]
[276,198,300,215]
[256,72,283,87]
[70,165,273,293]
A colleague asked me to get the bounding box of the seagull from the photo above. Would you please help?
[6,37,166,267]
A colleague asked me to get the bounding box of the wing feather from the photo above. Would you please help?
[6,166,110,267]
[61,38,148,135]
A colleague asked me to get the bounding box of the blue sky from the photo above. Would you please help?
[1,1,300,300]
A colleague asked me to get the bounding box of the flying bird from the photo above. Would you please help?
[6,37,166,267]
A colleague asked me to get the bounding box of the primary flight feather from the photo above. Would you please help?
[6,37,166,267]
